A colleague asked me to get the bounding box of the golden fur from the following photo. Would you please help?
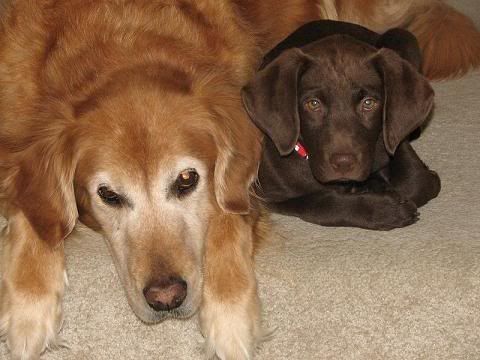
[0,1,478,359]
[236,0,480,79]
[0,1,265,359]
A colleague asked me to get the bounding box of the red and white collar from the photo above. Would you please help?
[294,141,309,160]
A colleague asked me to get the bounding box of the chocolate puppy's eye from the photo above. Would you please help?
[303,98,322,112]
[175,169,199,197]
[361,97,377,111]
[98,186,123,206]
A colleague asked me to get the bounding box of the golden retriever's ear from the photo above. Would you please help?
[9,142,78,247]
[371,48,434,155]
[211,100,263,215]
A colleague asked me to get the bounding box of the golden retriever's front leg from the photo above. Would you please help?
[0,212,66,360]
[200,214,262,360]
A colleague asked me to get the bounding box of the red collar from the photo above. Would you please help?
[295,141,309,159]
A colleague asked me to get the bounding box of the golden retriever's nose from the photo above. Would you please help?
[143,276,187,311]
[330,153,356,174]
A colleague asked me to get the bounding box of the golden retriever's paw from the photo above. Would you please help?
[200,298,263,360]
[0,291,66,360]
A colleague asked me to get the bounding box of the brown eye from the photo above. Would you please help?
[361,97,377,111]
[98,186,123,206]
[304,98,322,112]
[175,169,199,197]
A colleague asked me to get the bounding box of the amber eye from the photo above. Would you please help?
[98,186,123,206]
[303,98,322,112]
[175,169,199,197]
[361,97,377,111]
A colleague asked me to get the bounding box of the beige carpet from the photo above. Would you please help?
[1,2,480,360]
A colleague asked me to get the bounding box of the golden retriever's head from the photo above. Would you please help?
[1,66,262,323]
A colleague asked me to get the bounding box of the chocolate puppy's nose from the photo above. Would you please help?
[330,153,356,173]
[143,276,187,311]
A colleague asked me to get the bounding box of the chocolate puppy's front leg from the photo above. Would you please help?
[269,187,418,230]
[378,141,441,207]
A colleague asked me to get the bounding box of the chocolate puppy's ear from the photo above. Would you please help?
[242,48,311,156]
[376,28,423,71]
[372,48,434,155]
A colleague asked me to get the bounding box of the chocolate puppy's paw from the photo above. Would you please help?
[364,192,419,230]
[427,170,441,199]
[400,168,441,207]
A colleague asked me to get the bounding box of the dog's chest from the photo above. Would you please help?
[258,138,322,202]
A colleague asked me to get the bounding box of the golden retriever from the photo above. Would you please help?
[0,1,478,360]
[0,1,265,359]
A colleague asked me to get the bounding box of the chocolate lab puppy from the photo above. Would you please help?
[242,21,441,230]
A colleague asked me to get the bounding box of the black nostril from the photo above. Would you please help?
[329,153,356,173]
[143,276,187,312]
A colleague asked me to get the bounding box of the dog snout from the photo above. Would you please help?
[143,276,188,312]
[329,153,357,174]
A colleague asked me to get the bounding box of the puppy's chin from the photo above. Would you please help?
[313,173,370,184]
[311,165,371,184]
[325,179,362,186]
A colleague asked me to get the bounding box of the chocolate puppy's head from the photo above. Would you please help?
[242,30,434,183]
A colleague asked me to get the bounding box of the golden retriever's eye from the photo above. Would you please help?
[303,98,322,112]
[361,97,377,112]
[175,169,199,197]
[98,186,123,206]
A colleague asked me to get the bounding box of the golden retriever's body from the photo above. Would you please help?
[0,1,266,359]
[0,1,478,359]
[237,0,480,79]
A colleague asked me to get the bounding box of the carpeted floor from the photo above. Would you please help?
[1,2,480,360]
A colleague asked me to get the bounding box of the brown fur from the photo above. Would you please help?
[0,0,478,359]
